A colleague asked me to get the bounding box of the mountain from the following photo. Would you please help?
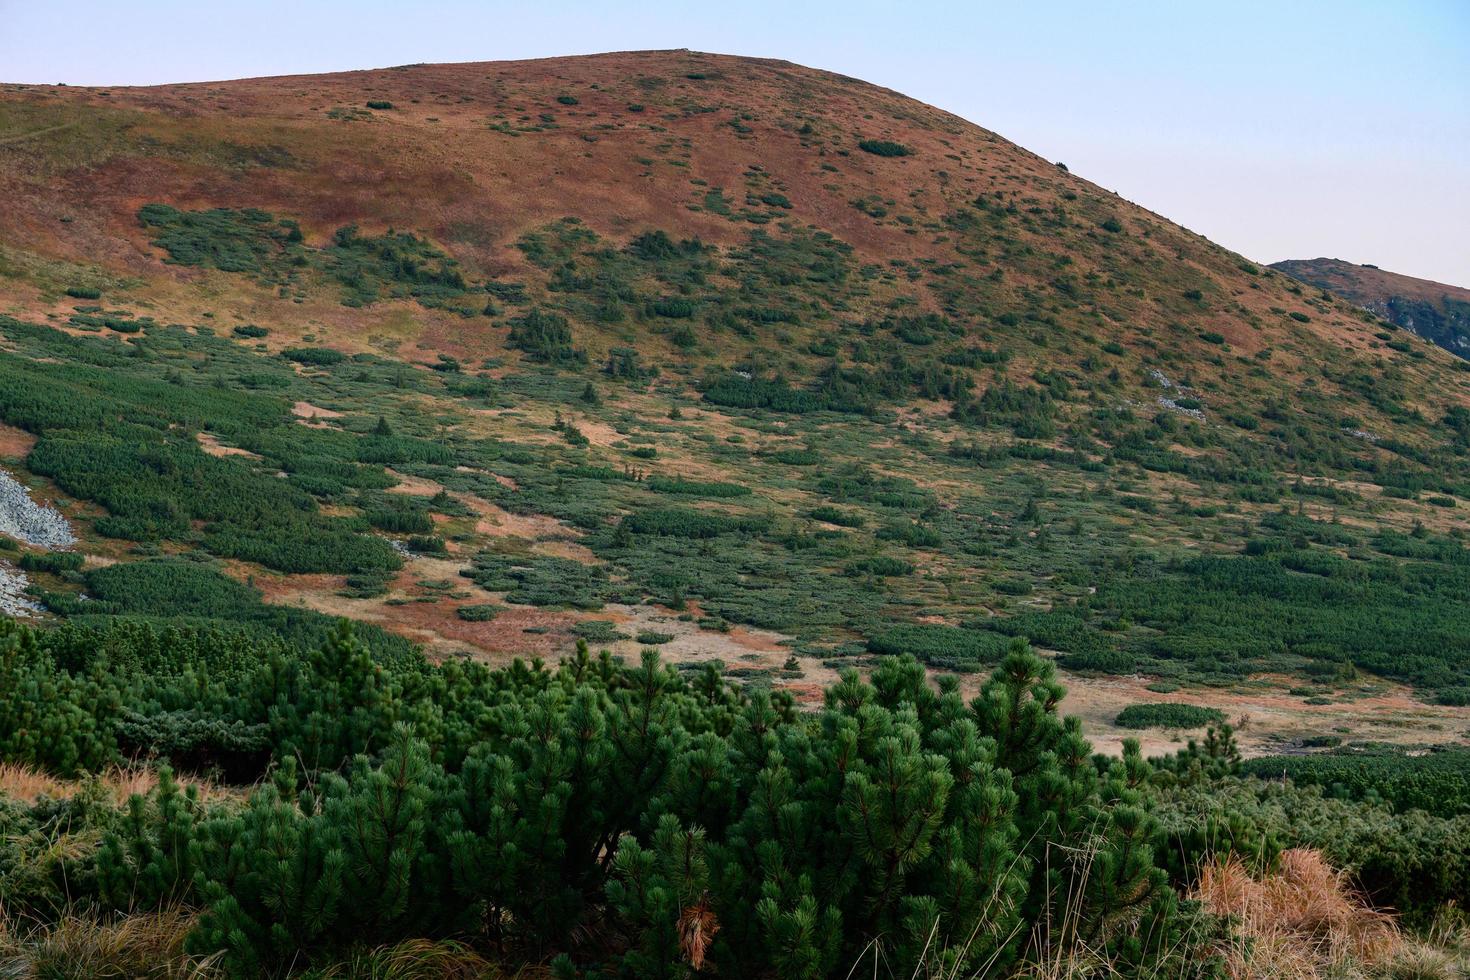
[1272,257,1470,358]
[1,50,1469,978]
[2,51,1469,754]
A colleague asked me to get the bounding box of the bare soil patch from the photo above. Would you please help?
[291,400,342,420]
[196,431,261,460]
[0,422,36,459]
[1042,669,1470,758]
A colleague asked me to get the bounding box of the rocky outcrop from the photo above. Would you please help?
[0,562,41,617]
[1371,295,1470,356]
[1272,258,1470,359]
[0,468,76,549]
[0,468,73,617]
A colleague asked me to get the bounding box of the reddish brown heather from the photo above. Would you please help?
[2,49,1461,401]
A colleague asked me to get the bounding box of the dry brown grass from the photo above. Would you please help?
[1193,848,1405,979]
[0,763,70,803]
[309,937,518,979]
[0,914,540,979]
[0,762,238,806]
[0,908,221,979]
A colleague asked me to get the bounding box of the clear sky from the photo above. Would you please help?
[2,0,1466,286]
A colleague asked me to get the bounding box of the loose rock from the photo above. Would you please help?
[0,562,40,617]
[0,468,76,549]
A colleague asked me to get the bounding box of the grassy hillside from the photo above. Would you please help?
[1273,257,1470,358]
[2,50,1470,979]
[0,51,1469,756]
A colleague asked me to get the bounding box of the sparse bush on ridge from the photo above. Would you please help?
[858,138,913,157]
[507,307,584,364]
[282,346,346,367]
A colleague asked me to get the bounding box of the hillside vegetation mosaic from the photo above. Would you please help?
[0,50,1467,977]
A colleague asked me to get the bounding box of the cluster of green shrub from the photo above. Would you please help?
[510,218,859,364]
[700,351,977,419]
[137,204,302,274]
[326,224,476,310]
[865,623,1011,670]
[462,551,611,609]
[0,329,398,575]
[645,475,750,497]
[1114,703,1225,730]
[1154,750,1470,924]
[621,506,767,539]
[952,379,1057,437]
[455,602,502,622]
[1239,747,1470,817]
[857,138,913,157]
[361,493,435,534]
[0,621,1220,977]
[587,502,900,636]
[977,512,1470,698]
[66,309,157,333]
[508,307,584,363]
[38,558,410,662]
[138,205,492,314]
[1086,531,1470,697]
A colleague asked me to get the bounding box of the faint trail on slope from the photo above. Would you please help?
[0,122,77,146]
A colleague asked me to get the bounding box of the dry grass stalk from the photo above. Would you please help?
[314,937,505,978]
[1193,848,1401,978]
[0,762,68,803]
[0,908,221,979]
[0,762,238,806]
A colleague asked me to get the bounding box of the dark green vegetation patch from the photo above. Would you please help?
[858,138,913,157]
[1114,703,1226,729]
[138,204,301,274]
[1240,747,1470,818]
[0,621,1238,976]
[138,205,484,313]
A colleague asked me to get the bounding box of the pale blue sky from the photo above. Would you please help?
[1,0,1465,285]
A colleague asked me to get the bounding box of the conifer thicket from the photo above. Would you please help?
[0,617,1223,977]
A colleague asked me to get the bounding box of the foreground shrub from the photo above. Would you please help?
[0,623,1216,977]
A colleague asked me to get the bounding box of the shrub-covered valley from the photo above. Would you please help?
[0,51,1467,977]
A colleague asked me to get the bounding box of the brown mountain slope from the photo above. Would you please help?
[0,49,1461,400]
[1272,257,1470,358]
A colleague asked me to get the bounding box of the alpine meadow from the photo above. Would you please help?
[0,46,1467,979]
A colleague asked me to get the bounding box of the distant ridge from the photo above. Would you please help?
[1273,257,1470,358]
